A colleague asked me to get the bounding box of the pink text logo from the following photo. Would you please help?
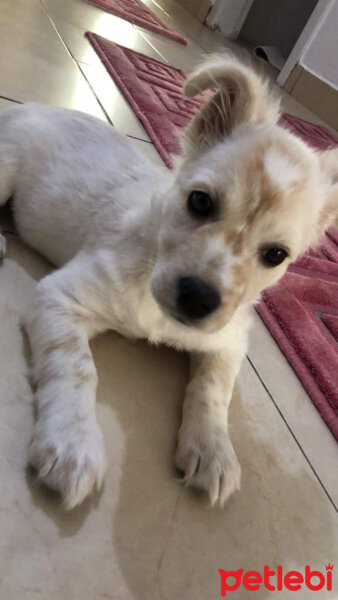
[219,564,334,596]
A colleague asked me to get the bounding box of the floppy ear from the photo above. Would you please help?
[318,148,338,232]
[184,54,279,151]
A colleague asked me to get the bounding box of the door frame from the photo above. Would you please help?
[277,0,336,87]
[206,0,255,38]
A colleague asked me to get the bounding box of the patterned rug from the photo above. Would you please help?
[86,33,199,166]
[257,232,338,440]
[87,34,338,439]
[86,34,338,164]
[86,0,187,45]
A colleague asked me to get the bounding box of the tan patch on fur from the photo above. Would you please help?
[72,354,97,388]
[219,152,282,259]
[72,371,96,388]
[42,335,80,357]
[232,261,250,296]
[222,142,307,260]
[243,154,282,220]
[223,228,245,256]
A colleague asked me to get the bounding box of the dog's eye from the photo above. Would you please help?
[260,246,288,267]
[187,191,213,218]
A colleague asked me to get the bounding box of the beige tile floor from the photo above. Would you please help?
[0,0,337,598]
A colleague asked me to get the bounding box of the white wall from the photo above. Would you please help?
[300,0,338,89]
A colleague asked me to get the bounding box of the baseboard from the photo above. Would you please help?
[283,66,338,130]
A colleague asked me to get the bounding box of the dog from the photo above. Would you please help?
[0,54,337,509]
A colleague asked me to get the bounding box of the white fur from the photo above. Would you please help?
[264,147,301,190]
[0,58,335,510]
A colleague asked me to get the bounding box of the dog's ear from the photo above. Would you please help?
[184,54,279,151]
[317,148,338,234]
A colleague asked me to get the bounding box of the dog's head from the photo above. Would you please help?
[151,54,338,333]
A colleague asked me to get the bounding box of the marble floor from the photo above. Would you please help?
[0,0,337,598]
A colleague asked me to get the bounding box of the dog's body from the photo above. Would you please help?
[0,56,337,509]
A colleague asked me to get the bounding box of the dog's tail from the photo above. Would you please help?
[184,52,279,126]
[182,52,280,153]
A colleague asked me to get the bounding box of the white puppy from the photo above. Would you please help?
[0,55,337,509]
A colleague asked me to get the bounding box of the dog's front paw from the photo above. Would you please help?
[175,419,240,507]
[29,416,107,510]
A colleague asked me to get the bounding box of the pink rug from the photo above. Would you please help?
[280,112,338,151]
[86,34,338,165]
[257,232,338,441]
[86,0,187,45]
[87,35,338,439]
[86,33,201,167]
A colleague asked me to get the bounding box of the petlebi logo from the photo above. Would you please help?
[219,564,334,596]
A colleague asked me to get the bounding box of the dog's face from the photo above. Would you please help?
[151,55,338,333]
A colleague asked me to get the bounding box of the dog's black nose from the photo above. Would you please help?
[177,276,221,320]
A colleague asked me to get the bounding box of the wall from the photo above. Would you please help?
[277,0,332,86]
[240,0,318,58]
[300,0,338,88]
[208,0,254,38]
[176,0,211,22]
[281,0,338,129]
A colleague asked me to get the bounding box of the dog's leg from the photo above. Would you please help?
[26,254,109,509]
[175,347,246,506]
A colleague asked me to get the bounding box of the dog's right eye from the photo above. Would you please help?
[187,191,213,218]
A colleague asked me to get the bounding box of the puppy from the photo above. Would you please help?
[0,55,337,509]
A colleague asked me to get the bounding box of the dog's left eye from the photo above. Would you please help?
[260,246,288,267]
[187,191,213,218]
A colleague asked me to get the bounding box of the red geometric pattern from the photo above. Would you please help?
[85,33,203,166]
[86,35,338,439]
[86,0,187,45]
